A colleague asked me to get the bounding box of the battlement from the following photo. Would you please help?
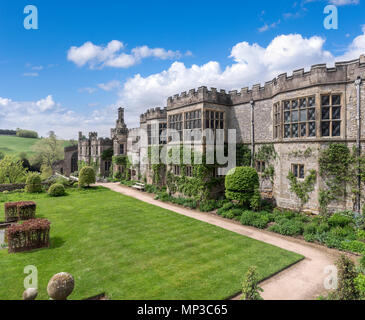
[140,107,167,123]
[167,55,365,108]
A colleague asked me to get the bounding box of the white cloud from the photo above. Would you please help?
[67,40,182,69]
[0,95,116,139]
[98,80,121,91]
[78,87,97,94]
[328,0,359,5]
[22,72,39,77]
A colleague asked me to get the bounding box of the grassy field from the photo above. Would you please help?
[0,135,72,158]
[0,187,303,300]
[0,135,40,157]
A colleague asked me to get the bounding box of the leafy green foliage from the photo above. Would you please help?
[16,129,38,139]
[25,172,42,193]
[101,148,113,161]
[0,155,28,184]
[333,255,360,300]
[240,211,270,229]
[268,218,304,236]
[287,169,317,211]
[241,267,264,300]
[225,167,259,206]
[48,183,66,197]
[78,166,96,188]
[328,213,354,228]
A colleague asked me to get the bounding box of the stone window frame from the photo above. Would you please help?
[104,160,112,173]
[159,122,167,145]
[320,93,342,137]
[273,102,281,139]
[173,165,181,176]
[119,144,124,155]
[256,160,266,173]
[185,165,193,177]
[205,109,224,130]
[291,163,305,179]
[168,113,183,142]
[185,110,202,130]
[281,96,316,139]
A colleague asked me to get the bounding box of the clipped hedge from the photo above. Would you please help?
[78,166,96,188]
[4,202,18,222]
[4,201,36,222]
[225,167,259,206]
[48,183,66,197]
[7,218,50,253]
[25,173,42,194]
[17,201,36,220]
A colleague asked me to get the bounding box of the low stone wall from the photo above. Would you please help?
[0,182,51,193]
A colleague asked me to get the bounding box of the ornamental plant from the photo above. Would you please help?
[225,167,259,207]
[78,166,96,188]
[48,183,66,197]
[7,218,51,253]
[25,173,42,193]
[17,201,36,220]
[4,202,19,222]
[241,266,264,300]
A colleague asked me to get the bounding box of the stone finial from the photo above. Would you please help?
[23,288,38,300]
[47,272,75,300]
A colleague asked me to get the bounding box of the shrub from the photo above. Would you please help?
[155,192,170,202]
[240,211,269,229]
[330,226,356,239]
[7,218,50,253]
[250,189,261,211]
[4,202,19,222]
[225,167,259,207]
[341,240,365,254]
[48,183,66,197]
[323,233,343,249]
[25,173,42,193]
[328,213,354,228]
[241,267,263,300]
[356,230,365,241]
[199,200,216,212]
[317,222,330,233]
[231,208,243,217]
[78,166,96,188]
[304,233,316,242]
[268,219,303,236]
[17,201,36,220]
[334,255,360,300]
[303,222,317,235]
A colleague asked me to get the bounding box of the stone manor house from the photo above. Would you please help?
[56,55,365,213]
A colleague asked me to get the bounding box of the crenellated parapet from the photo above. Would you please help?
[167,86,232,109]
[167,55,365,108]
[140,107,167,123]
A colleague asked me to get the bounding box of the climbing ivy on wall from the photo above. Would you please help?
[163,146,223,202]
[287,169,317,212]
[255,143,277,184]
[318,143,357,215]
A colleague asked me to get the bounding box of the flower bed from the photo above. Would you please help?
[7,218,51,253]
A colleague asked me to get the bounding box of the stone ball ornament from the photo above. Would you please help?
[47,272,75,300]
[23,288,38,300]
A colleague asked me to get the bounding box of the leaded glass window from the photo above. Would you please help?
[280,96,316,138]
[321,94,341,137]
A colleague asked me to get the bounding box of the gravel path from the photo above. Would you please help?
[97,182,357,300]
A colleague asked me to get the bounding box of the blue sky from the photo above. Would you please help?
[0,0,364,138]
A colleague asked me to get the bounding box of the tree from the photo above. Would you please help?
[78,166,96,188]
[241,266,264,300]
[0,155,28,184]
[31,131,64,169]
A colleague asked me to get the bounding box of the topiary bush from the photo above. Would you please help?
[78,166,96,188]
[48,183,66,197]
[25,173,42,193]
[225,167,259,207]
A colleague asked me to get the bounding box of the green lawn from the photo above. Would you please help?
[0,135,40,157]
[0,135,72,158]
[0,187,303,300]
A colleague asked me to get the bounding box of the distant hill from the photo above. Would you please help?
[0,135,72,159]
